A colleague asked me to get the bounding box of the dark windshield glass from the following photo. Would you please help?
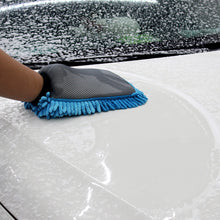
[0,0,220,68]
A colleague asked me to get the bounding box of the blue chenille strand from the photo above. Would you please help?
[49,100,54,113]
[105,100,111,110]
[127,99,134,108]
[129,98,138,107]
[70,102,73,115]
[54,108,59,118]
[84,102,89,114]
[123,98,130,108]
[95,101,101,112]
[74,102,78,116]
[80,102,84,115]
[101,101,108,112]
[118,99,124,108]
[61,102,65,117]
[121,98,129,108]
[125,98,132,108]
[113,100,120,109]
[89,101,95,114]
[119,99,126,108]
[58,102,63,116]
[53,101,59,112]
[63,102,67,114]
[106,100,115,110]
[71,102,75,116]
[46,107,50,119]
[130,98,137,107]
[40,96,47,102]
[39,109,44,118]
[77,102,82,115]
[41,101,47,108]
[103,100,109,110]
[66,102,71,116]
[118,99,127,109]
[130,98,138,107]
[85,102,92,115]
[132,98,139,107]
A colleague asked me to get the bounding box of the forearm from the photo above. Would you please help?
[0,49,43,102]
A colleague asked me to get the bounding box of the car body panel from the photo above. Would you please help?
[0,51,220,219]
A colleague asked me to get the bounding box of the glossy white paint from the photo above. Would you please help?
[0,51,220,220]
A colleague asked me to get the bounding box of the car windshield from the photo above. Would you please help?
[0,0,220,68]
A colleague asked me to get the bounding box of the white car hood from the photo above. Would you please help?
[0,51,220,220]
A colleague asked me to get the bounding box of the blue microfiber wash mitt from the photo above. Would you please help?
[24,64,148,119]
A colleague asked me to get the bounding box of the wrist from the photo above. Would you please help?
[31,72,50,105]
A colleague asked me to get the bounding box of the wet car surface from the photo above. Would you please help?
[0,51,220,219]
[0,1,220,220]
